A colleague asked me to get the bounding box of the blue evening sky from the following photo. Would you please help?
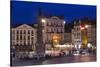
[11,1,96,25]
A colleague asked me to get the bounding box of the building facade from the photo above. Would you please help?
[72,21,82,50]
[41,16,65,48]
[11,24,37,52]
[72,20,96,50]
[64,32,72,44]
[87,25,96,47]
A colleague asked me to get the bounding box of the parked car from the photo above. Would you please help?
[81,51,89,56]
[73,51,80,56]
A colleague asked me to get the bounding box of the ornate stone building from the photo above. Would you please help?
[41,16,65,49]
[72,20,96,50]
[11,24,37,52]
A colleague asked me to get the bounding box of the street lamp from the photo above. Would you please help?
[87,43,92,48]
[41,18,46,23]
[63,21,66,24]
[80,24,88,30]
[80,27,85,30]
[85,25,88,28]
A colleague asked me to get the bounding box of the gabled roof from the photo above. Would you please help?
[13,24,35,29]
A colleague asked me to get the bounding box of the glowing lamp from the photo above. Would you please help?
[54,40,58,42]
[63,21,66,24]
[80,27,85,30]
[41,18,46,23]
[85,25,88,28]
[87,43,92,48]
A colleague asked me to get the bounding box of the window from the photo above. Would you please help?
[16,35,19,40]
[51,28,53,32]
[20,35,22,40]
[31,30,34,35]
[31,37,34,40]
[58,28,60,32]
[12,30,15,34]
[31,38,34,44]
[24,35,26,40]
[28,30,30,34]
[49,28,51,32]
[24,40,26,45]
[28,36,30,40]
[16,30,19,34]
[54,28,56,32]
[24,30,26,34]
[20,30,22,34]
[60,29,62,33]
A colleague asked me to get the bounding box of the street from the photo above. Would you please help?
[11,55,96,66]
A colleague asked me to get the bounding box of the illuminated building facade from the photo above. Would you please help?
[72,21,82,50]
[11,24,37,52]
[72,20,96,49]
[87,25,96,47]
[41,16,65,48]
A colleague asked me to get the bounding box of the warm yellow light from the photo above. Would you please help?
[82,33,87,46]
[85,25,88,28]
[81,27,85,30]
[53,35,58,40]
[55,45,67,48]
[41,19,46,23]
[54,40,57,42]
[80,25,88,30]
[42,30,45,32]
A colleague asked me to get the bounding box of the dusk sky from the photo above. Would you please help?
[11,1,96,25]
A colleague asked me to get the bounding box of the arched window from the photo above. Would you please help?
[20,30,22,34]
[28,30,30,34]
[24,30,26,34]
[16,30,19,34]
